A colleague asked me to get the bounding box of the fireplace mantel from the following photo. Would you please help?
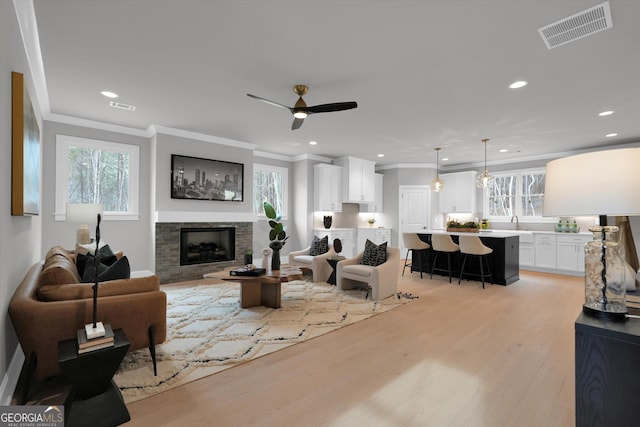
[155,211,257,223]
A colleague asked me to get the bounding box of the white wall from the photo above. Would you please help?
[1,0,43,391]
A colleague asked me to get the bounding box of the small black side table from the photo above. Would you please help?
[58,328,131,427]
[326,256,345,285]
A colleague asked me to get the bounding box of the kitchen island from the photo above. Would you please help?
[413,230,520,285]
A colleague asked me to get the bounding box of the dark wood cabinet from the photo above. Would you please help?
[414,233,519,285]
[575,313,640,427]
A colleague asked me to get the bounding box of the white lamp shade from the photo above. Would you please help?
[66,203,103,224]
[543,148,640,217]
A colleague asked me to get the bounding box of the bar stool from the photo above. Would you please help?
[458,235,493,288]
[402,233,430,278]
[430,234,460,283]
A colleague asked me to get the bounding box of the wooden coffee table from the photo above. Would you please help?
[204,266,303,309]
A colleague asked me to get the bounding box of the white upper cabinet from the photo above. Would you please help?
[313,163,343,212]
[438,171,477,213]
[360,173,384,213]
[335,157,376,203]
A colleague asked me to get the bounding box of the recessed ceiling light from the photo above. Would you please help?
[441,157,449,161]
[309,141,317,145]
[509,81,528,89]
[606,133,618,137]
[100,90,119,98]
[598,110,614,116]
[377,154,384,158]
[499,149,508,153]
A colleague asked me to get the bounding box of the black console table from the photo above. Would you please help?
[58,328,131,427]
[575,313,640,426]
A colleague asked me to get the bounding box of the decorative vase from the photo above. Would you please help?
[583,226,627,319]
[244,252,253,265]
[269,241,284,271]
[323,216,332,229]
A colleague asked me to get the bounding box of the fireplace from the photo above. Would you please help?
[180,227,235,266]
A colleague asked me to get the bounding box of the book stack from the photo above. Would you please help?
[77,324,115,354]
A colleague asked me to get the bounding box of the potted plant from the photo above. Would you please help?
[264,201,289,270]
[446,220,479,233]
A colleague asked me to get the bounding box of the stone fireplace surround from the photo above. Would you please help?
[156,222,252,283]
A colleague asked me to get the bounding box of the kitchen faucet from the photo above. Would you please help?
[510,215,520,230]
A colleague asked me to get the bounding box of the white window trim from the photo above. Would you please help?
[254,163,288,220]
[482,167,557,223]
[54,135,140,221]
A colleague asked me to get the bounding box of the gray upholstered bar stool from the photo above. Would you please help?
[402,233,430,278]
[458,235,493,288]
[429,234,460,283]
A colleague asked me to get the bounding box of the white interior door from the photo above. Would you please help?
[398,185,430,256]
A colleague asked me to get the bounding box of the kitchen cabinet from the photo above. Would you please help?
[313,163,343,212]
[313,228,355,258]
[357,227,391,254]
[556,234,591,272]
[519,242,535,267]
[534,233,557,269]
[360,173,384,213]
[438,171,477,213]
[334,157,375,203]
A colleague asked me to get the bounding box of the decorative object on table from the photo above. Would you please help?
[429,147,445,192]
[88,207,107,339]
[544,147,640,320]
[11,71,41,216]
[480,219,490,230]
[264,201,289,271]
[476,138,494,188]
[333,238,343,255]
[170,154,243,201]
[261,248,271,269]
[446,220,479,233]
[77,324,115,354]
[323,215,332,229]
[230,266,266,277]
[244,250,253,265]
[66,202,103,245]
[367,217,376,227]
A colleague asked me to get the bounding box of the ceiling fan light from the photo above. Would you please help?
[293,111,308,119]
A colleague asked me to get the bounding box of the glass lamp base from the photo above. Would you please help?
[583,303,627,321]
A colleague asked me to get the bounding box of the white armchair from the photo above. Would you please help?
[288,245,337,283]
[337,246,400,301]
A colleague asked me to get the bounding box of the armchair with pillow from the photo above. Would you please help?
[288,235,337,282]
[337,240,400,301]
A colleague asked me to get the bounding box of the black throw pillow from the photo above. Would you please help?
[309,235,329,256]
[82,255,130,283]
[361,239,387,266]
[76,244,116,277]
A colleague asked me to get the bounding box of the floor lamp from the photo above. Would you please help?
[543,148,640,319]
[66,202,106,337]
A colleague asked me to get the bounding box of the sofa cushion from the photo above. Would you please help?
[309,235,329,256]
[38,274,160,301]
[76,244,117,277]
[82,255,131,283]
[362,239,387,266]
[39,246,81,286]
[343,264,374,278]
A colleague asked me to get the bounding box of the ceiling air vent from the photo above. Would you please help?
[109,100,137,111]
[538,1,612,49]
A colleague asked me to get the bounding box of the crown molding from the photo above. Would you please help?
[149,125,257,150]
[46,113,150,137]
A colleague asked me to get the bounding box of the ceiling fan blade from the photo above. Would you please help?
[306,101,358,114]
[247,93,293,111]
[292,117,304,130]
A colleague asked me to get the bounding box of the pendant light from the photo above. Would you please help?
[430,147,445,192]
[476,138,494,188]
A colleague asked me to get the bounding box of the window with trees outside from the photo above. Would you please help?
[484,169,546,220]
[55,135,139,220]
[253,163,288,217]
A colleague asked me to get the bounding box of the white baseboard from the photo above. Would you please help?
[0,346,24,405]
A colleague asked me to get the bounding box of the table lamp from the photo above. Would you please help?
[543,147,640,319]
[66,203,103,245]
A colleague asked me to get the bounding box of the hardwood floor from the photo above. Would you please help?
[127,267,583,427]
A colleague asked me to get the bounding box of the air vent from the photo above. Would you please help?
[538,2,612,49]
[109,100,137,111]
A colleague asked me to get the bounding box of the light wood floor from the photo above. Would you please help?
[127,266,583,427]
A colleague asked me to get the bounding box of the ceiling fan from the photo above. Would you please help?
[247,85,357,130]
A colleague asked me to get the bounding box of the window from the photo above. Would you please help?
[484,169,547,220]
[253,163,288,217]
[55,135,139,220]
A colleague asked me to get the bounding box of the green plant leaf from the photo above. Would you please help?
[263,202,276,219]
[269,229,277,240]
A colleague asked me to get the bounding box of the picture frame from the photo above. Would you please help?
[12,71,41,216]
[171,154,243,201]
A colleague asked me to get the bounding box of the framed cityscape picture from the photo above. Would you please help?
[171,154,243,201]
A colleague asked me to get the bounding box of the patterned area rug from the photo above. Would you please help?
[114,279,410,403]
